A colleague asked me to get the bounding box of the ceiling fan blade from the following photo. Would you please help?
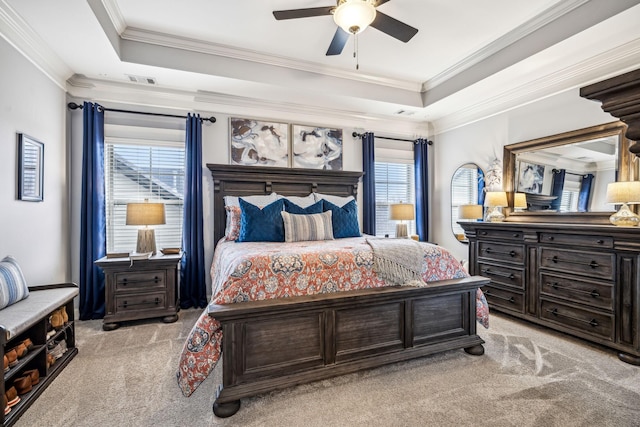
[326,27,350,56]
[370,11,418,43]
[273,6,335,20]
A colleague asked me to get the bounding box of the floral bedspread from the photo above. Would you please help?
[177,237,489,397]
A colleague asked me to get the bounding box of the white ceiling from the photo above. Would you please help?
[2,0,640,133]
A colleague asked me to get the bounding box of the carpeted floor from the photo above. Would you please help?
[14,308,640,427]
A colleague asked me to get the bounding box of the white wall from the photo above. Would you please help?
[432,89,616,262]
[0,37,68,284]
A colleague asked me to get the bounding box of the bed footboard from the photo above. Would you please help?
[208,276,489,417]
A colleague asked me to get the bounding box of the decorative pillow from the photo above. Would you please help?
[280,194,316,208]
[322,199,361,238]
[282,211,334,243]
[238,198,285,242]
[283,199,323,214]
[313,193,355,207]
[224,193,280,208]
[224,206,242,241]
[0,256,29,310]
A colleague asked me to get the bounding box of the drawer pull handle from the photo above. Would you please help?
[548,256,600,269]
[596,239,604,245]
[549,283,601,298]
[546,308,599,327]
[484,248,517,257]
[513,233,520,238]
[120,298,161,309]
[547,236,555,241]
[484,291,515,304]
[118,277,162,285]
[481,268,515,280]
[480,231,488,236]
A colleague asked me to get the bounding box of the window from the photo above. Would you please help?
[451,164,481,238]
[374,161,415,237]
[560,180,580,212]
[104,122,185,253]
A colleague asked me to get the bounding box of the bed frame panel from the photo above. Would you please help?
[206,164,488,418]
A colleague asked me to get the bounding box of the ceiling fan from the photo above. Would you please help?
[273,0,418,56]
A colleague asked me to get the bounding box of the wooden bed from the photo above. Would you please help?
[205,164,489,417]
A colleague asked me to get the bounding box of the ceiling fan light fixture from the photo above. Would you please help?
[333,0,376,35]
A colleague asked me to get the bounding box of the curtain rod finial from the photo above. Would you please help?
[67,102,83,110]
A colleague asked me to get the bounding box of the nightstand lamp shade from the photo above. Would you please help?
[606,181,640,226]
[126,202,166,254]
[389,202,414,238]
[484,191,508,222]
[458,204,483,220]
[513,193,527,212]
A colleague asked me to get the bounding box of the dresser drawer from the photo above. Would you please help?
[539,233,613,249]
[539,247,614,280]
[478,241,524,264]
[540,299,614,341]
[478,262,524,289]
[540,272,613,311]
[115,270,166,291]
[482,285,525,314]
[114,292,167,313]
[476,228,524,241]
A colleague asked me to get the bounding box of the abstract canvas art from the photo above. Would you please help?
[230,117,289,167]
[291,125,342,170]
[517,161,545,194]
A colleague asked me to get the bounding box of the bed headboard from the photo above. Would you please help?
[207,164,363,243]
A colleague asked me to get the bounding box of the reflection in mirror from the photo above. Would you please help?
[503,122,637,215]
[451,163,484,242]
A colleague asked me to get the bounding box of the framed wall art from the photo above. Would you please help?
[291,124,343,170]
[517,161,545,194]
[17,133,44,202]
[230,117,289,167]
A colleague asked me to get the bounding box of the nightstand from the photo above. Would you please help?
[95,253,181,331]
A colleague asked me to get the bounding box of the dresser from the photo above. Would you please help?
[95,254,181,331]
[460,221,640,365]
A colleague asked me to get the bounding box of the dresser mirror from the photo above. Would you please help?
[503,121,637,221]
[451,162,484,242]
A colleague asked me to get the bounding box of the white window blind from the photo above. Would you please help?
[374,161,416,237]
[451,166,479,236]
[104,127,185,253]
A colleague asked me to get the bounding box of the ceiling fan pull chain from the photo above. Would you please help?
[354,33,359,70]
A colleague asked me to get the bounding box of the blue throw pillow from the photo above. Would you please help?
[283,199,323,214]
[0,256,30,310]
[238,198,285,242]
[322,199,361,238]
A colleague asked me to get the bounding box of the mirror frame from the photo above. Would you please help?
[502,121,635,223]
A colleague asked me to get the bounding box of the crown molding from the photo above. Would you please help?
[101,0,126,34]
[0,0,72,90]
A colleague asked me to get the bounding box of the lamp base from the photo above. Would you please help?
[136,228,157,254]
[485,207,505,223]
[395,223,408,238]
[609,203,640,227]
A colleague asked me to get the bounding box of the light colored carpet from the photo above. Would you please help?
[14,309,640,427]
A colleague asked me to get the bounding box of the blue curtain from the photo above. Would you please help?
[550,169,566,211]
[362,132,376,235]
[477,168,486,206]
[79,102,106,320]
[180,114,207,309]
[578,174,594,212]
[414,138,430,242]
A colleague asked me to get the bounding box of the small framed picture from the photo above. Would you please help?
[291,124,342,170]
[17,133,44,202]
[229,117,289,167]
[517,161,545,194]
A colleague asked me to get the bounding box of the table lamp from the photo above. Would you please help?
[389,202,414,238]
[513,193,527,212]
[126,201,166,253]
[484,191,508,222]
[458,204,483,221]
[605,181,640,226]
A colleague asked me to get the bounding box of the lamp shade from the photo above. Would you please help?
[126,202,166,226]
[389,203,415,221]
[514,193,528,209]
[458,204,483,220]
[484,191,508,207]
[333,0,377,34]
[606,181,640,204]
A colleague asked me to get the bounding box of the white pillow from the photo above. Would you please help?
[281,211,334,243]
[223,193,280,208]
[280,194,316,208]
[313,192,355,207]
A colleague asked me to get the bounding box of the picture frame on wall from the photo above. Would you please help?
[17,133,44,202]
[517,161,545,194]
[291,124,343,170]
[229,117,289,167]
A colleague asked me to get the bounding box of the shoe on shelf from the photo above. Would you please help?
[50,309,64,330]
[13,375,32,395]
[3,354,8,373]
[2,394,9,416]
[60,306,69,324]
[5,386,20,408]
[11,342,28,359]
[21,337,34,351]
[5,349,18,367]
[46,353,55,369]
[49,341,66,360]
[23,368,39,386]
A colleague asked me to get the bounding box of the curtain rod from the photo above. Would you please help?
[351,131,432,145]
[552,168,590,177]
[67,102,216,123]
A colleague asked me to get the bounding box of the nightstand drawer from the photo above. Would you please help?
[482,285,525,313]
[476,228,524,241]
[539,247,614,280]
[115,270,166,291]
[540,272,613,311]
[478,262,524,289]
[115,292,167,313]
[540,299,614,341]
[478,241,524,264]
[539,233,613,249]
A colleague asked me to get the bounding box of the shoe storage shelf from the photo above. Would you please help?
[0,284,78,427]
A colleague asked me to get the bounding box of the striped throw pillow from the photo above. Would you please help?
[0,256,29,310]
[281,211,334,243]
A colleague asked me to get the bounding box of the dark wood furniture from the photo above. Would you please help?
[460,221,640,365]
[206,164,489,417]
[1,284,78,427]
[96,253,181,331]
